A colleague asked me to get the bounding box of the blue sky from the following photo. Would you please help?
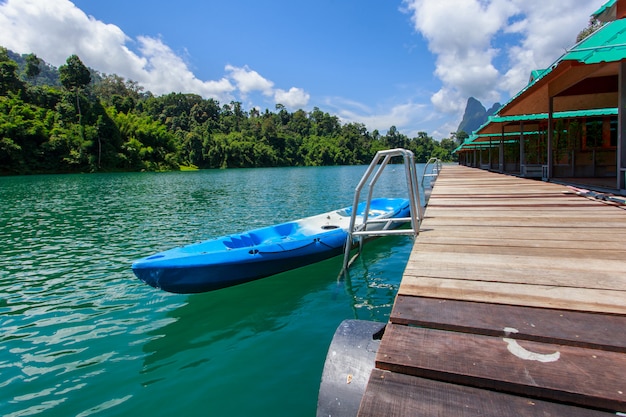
[0,0,607,139]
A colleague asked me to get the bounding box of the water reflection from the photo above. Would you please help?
[340,235,413,321]
[140,256,342,370]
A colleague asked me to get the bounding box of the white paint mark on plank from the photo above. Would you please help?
[503,327,560,363]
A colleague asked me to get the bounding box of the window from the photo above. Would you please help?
[584,118,603,148]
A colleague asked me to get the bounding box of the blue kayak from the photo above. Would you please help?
[132,197,410,293]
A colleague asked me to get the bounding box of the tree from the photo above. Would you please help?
[59,55,91,91]
[452,130,469,145]
[24,53,41,79]
[0,47,24,95]
[59,54,91,120]
[384,126,408,149]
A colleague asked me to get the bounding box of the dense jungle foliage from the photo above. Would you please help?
[0,48,458,175]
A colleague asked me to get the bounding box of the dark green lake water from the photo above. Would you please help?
[0,165,422,417]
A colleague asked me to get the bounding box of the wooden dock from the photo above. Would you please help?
[357,165,626,416]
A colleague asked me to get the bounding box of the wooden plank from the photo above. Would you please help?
[420,217,626,228]
[398,276,626,314]
[430,194,621,199]
[357,369,615,417]
[390,296,626,352]
[430,192,593,198]
[410,241,626,261]
[418,225,626,242]
[376,324,626,411]
[428,197,600,204]
[425,207,626,215]
[427,204,625,211]
[425,211,626,218]
[402,252,626,291]
[414,235,626,250]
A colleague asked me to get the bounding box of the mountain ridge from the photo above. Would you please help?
[457,97,501,135]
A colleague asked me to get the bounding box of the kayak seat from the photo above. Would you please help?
[248,223,298,244]
[223,234,256,249]
[224,223,300,248]
[273,222,297,237]
[337,198,401,217]
[223,237,244,249]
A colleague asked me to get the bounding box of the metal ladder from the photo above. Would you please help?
[342,149,423,271]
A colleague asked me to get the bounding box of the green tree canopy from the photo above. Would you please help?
[0,47,24,95]
[59,54,91,91]
[24,53,41,79]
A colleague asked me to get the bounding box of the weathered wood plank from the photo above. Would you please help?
[413,235,626,250]
[428,197,600,204]
[418,225,626,243]
[420,217,626,227]
[410,241,626,260]
[402,252,626,291]
[390,296,626,352]
[398,276,626,314]
[376,324,626,411]
[357,369,615,417]
[425,208,626,216]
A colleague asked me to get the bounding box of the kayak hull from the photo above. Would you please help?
[132,198,410,293]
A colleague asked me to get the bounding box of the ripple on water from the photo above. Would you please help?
[0,167,421,417]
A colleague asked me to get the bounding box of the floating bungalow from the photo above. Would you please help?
[456,0,626,194]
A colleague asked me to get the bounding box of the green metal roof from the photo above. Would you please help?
[454,131,542,153]
[593,0,617,21]
[562,18,626,64]
[488,107,617,123]
[471,131,543,139]
[529,69,547,83]
[453,139,519,153]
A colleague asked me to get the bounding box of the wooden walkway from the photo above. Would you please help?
[357,165,626,416]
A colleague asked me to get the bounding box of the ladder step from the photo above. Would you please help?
[352,229,418,237]
[364,217,412,224]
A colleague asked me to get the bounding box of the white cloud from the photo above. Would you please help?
[225,64,274,96]
[499,0,601,95]
[403,0,604,120]
[327,99,429,136]
[0,0,307,107]
[274,87,310,109]
[0,0,129,68]
[135,36,235,99]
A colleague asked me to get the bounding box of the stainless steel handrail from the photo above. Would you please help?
[342,149,422,271]
[421,157,442,206]
[421,157,442,188]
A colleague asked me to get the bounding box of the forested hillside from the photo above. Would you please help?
[0,48,457,175]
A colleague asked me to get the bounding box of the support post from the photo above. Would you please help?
[500,126,505,173]
[617,60,626,191]
[547,97,554,180]
[519,121,526,174]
